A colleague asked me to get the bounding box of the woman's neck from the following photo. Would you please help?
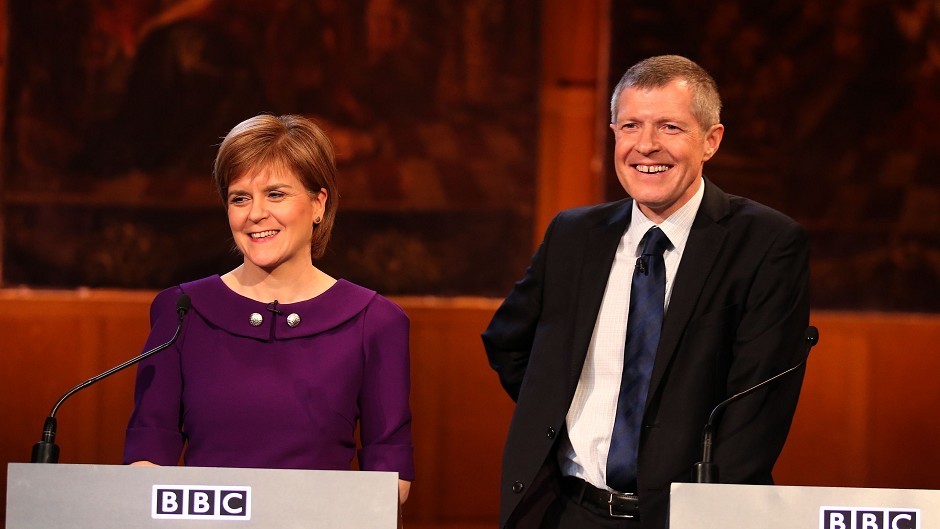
[222,261,336,303]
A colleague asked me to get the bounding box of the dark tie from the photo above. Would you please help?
[607,226,671,492]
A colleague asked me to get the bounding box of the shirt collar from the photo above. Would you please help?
[628,176,705,256]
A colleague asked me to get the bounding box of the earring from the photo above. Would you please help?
[314,216,322,224]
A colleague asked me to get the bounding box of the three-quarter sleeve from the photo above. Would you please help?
[123,287,187,465]
[357,296,414,481]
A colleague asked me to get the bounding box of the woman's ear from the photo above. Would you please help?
[311,188,328,224]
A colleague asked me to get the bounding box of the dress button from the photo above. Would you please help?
[512,481,524,494]
[546,427,556,439]
[249,313,263,327]
[286,313,301,327]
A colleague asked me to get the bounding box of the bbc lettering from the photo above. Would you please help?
[820,507,919,529]
[152,485,251,520]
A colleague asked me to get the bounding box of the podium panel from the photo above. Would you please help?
[670,482,938,529]
[7,463,397,529]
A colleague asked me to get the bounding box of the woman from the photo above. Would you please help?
[123,114,413,504]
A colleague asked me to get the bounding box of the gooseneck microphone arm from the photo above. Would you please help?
[30,294,191,464]
[692,326,819,483]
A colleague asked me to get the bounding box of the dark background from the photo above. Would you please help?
[2,0,538,296]
[607,1,940,312]
[2,0,939,310]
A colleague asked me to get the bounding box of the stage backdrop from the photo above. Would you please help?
[1,0,538,296]
[2,0,938,308]
[606,1,940,312]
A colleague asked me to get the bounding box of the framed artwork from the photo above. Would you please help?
[2,0,539,295]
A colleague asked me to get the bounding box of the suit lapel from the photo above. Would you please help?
[566,201,632,394]
[647,180,731,398]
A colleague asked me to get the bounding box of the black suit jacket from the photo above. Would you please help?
[483,179,810,529]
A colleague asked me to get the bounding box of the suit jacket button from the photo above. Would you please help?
[512,481,524,494]
[546,427,556,439]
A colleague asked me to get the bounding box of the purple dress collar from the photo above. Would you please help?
[181,275,377,341]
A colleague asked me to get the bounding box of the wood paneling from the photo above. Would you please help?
[536,0,609,242]
[394,297,514,524]
[776,312,940,489]
[2,291,939,526]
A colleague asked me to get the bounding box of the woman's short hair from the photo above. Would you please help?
[213,114,338,259]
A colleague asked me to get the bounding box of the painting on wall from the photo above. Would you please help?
[2,0,539,295]
[607,0,940,312]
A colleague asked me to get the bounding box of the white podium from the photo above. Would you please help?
[7,463,398,529]
[670,482,938,529]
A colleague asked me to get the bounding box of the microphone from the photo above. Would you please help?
[691,326,819,483]
[30,294,191,464]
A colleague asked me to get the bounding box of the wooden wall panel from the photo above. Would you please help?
[0,291,152,468]
[535,0,609,241]
[2,291,939,527]
[402,299,513,524]
[775,317,873,486]
[776,313,940,489]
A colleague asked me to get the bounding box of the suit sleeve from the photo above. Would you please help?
[713,219,811,483]
[482,216,558,402]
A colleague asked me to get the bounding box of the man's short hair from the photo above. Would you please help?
[610,55,722,129]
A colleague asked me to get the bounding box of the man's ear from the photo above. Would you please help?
[702,123,724,162]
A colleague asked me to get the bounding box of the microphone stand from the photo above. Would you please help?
[692,326,819,483]
[31,295,190,463]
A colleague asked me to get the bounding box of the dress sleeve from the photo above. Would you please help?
[123,287,188,465]
[357,296,414,481]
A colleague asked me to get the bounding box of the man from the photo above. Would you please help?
[482,55,810,529]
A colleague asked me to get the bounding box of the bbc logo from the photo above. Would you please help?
[820,507,919,529]
[152,485,252,520]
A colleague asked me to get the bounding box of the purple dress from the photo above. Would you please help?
[123,275,414,481]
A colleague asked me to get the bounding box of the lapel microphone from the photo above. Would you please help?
[266,300,283,315]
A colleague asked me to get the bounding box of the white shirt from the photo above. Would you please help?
[558,177,705,490]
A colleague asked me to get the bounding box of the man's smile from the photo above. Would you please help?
[633,164,672,174]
